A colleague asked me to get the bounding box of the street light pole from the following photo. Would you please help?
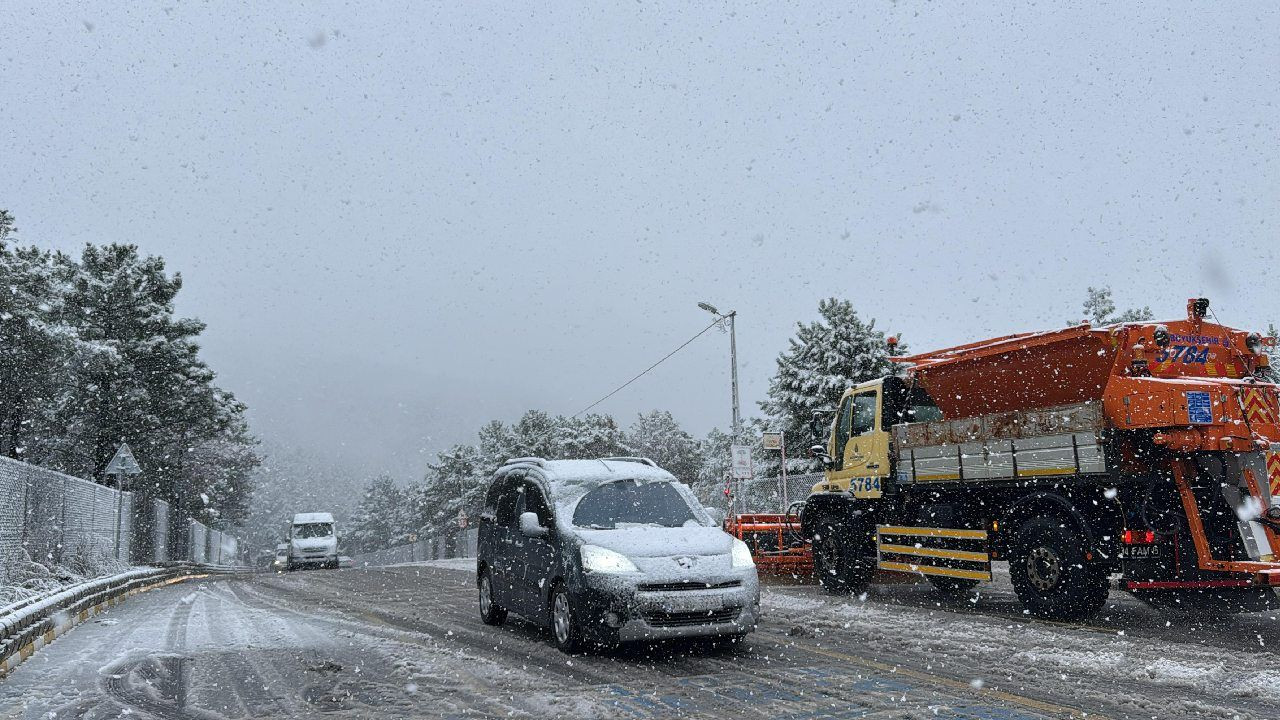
[727,311,741,434]
[698,302,741,434]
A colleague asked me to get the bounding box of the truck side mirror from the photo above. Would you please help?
[809,444,833,468]
[809,413,826,440]
[519,511,549,538]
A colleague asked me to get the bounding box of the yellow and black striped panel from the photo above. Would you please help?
[875,525,991,582]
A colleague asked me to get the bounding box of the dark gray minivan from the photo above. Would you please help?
[476,457,760,652]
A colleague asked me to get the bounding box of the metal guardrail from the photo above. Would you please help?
[0,563,243,677]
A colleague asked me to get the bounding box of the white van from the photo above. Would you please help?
[288,512,339,570]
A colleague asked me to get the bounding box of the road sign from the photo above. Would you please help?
[104,443,142,476]
[761,431,784,451]
[730,444,754,479]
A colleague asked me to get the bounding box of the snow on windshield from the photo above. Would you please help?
[571,479,699,529]
[540,460,713,528]
[292,523,333,539]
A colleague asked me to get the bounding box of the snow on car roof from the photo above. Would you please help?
[538,458,676,482]
[292,512,334,524]
[511,458,679,504]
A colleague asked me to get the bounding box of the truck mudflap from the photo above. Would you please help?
[1171,455,1280,582]
[875,525,991,582]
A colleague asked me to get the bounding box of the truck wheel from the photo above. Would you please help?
[927,576,980,595]
[813,520,872,595]
[478,568,507,626]
[1009,518,1108,620]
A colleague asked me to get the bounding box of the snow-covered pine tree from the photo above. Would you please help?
[554,413,630,459]
[0,235,78,461]
[409,443,488,538]
[55,243,257,529]
[758,298,897,477]
[1076,286,1154,325]
[626,410,701,484]
[345,476,412,553]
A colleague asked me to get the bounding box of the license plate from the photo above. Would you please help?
[1122,545,1161,559]
[658,595,723,613]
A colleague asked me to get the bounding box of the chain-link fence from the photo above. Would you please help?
[352,528,478,568]
[717,473,821,516]
[1,456,245,586]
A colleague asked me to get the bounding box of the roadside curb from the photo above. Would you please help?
[0,565,244,678]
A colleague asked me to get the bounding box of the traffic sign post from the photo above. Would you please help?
[762,430,789,508]
[105,443,142,561]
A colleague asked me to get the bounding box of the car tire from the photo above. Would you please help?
[478,568,507,626]
[1009,517,1109,620]
[549,584,580,653]
[812,519,872,596]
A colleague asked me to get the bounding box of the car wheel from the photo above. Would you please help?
[1009,517,1109,620]
[478,568,507,626]
[549,584,580,653]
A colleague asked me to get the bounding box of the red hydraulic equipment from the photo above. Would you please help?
[725,511,813,578]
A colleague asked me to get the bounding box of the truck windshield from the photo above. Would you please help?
[293,523,333,539]
[572,479,698,529]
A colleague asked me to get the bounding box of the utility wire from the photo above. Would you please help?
[496,317,725,460]
[569,317,724,419]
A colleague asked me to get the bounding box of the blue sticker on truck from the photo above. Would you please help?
[1186,391,1213,424]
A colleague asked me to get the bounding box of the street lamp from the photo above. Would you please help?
[698,302,741,434]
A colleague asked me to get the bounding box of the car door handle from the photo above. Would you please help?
[866,462,880,469]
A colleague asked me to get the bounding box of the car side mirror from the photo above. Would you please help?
[519,511,549,538]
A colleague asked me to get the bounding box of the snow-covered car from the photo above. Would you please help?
[476,457,760,652]
[287,512,339,570]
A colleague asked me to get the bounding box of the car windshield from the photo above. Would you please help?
[571,479,699,529]
[293,523,332,539]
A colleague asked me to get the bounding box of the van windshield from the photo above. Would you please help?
[293,523,333,539]
[572,479,699,529]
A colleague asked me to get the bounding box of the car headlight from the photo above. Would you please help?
[580,544,639,574]
[731,539,755,569]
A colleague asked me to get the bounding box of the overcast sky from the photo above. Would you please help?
[3,2,1278,480]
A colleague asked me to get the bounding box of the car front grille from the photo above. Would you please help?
[641,608,741,628]
[637,580,742,592]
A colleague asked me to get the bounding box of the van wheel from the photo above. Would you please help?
[1009,517,1108,620]
[812,520,872,595]
[478,568,507,626]
[549,584,580,652]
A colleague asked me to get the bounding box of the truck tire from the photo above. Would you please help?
[1009,517,1109,620]
[812,519,872,595]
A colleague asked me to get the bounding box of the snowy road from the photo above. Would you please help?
[1,563,1276,719]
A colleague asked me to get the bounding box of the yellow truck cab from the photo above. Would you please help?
[811,376,944,498]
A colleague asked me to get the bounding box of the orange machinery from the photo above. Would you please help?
[724,511,813,578]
